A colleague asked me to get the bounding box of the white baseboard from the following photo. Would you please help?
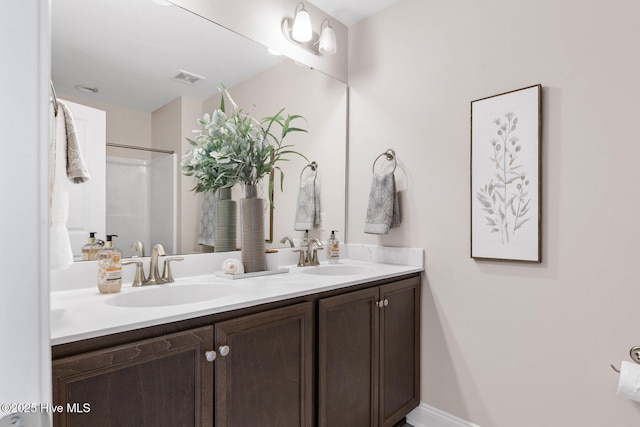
[406,403,480,427]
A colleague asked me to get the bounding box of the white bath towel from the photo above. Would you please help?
[198,189,216,247]
[364,172,400,235]
[49,102,74,270]
[294,176,320,231]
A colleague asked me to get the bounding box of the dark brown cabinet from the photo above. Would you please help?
[318,276,420,427]
[52,326,214,427]
[214,301,314,427]
[52,274,420,427]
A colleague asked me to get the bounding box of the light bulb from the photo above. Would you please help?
[291,5,312,42]
[318,21,336,55]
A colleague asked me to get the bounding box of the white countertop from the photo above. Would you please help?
[51,257,423,346]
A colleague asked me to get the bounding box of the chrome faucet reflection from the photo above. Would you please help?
[280,236,295,247]
[130,240,145,257]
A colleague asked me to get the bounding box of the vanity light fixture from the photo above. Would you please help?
[291,3,312,42]
[318,20,336,55]
[281,3,337,56]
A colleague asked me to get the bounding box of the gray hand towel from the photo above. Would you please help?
[294,178,320,231]
[58,100,90,184]
[364,172,400,235]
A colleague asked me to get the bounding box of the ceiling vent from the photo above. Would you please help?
[170,70,205,86]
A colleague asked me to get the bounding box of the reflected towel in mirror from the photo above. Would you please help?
[294,176,320,231]
[49,102,74,270]
[59,101,90,184]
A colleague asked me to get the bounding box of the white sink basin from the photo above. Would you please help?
[301,264,373,276]
[107,283,237,308]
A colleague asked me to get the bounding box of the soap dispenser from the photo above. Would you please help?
[327,230,340,264]
[97,234,122,294]
[81,232,103,261]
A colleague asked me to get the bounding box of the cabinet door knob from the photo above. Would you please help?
[383,299,389,306]
[205,351,217,362]
[219,345,230,357]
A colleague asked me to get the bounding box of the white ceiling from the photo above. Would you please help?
[309,0,401,26]
[51,0,400,112]
[52,0,283,112]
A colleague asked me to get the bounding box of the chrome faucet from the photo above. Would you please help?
[122,244,182,286]
[280,236,295,247]
[145,244,166,285]
[293,238,324,267]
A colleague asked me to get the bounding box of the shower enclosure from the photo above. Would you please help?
[106,147,177,258]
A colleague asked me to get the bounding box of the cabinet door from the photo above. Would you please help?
[318,287,380,427]
[379,277,421,427]
[215,302,313,427]
[52,326,214,427]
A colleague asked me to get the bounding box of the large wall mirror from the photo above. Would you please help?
[51,0,347,260]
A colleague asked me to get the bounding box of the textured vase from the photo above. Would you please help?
[240,184,266,272]
[214,187,237,252]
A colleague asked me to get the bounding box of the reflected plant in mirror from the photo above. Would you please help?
[182,86,308,257]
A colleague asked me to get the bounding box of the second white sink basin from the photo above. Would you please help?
[107,283,237,308]
[301,264,373,276]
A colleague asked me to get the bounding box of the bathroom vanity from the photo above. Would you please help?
[50,252,422,427]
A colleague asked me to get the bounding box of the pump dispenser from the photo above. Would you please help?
[97,234,122,294]
[327,230,340,264]
[81,232,103,261]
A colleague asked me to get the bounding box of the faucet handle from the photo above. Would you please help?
[292,249,307,267]
[162,256,184,283]
[310,246,324,266]
[122,259,146,287]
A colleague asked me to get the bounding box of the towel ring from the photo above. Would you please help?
[300,161,318,180]
[50,80,60,115]
[372,149,397,174]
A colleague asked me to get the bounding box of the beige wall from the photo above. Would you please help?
[349,0,640,424]
[58,93,152,160]
[152,96,204,254]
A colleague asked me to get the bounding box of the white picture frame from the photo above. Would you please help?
[471,85,542,262]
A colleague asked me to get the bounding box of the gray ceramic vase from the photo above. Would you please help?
[214,187,237,252]
[240,184,266,272]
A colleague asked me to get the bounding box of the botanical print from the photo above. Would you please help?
[471,85,540,262]
[475,112,531,244]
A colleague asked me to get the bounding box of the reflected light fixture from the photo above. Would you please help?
[318,20,336,55]
[282,2,337,56]
[291,3,312,42]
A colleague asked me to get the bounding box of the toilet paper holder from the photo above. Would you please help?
[610,346,640,373]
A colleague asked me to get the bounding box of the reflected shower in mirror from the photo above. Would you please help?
[51,0,347,260]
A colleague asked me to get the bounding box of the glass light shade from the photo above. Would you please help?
[291,8,312,42]
[318,24,337,55]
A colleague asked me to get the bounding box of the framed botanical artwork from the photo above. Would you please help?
[470,84,542,262]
